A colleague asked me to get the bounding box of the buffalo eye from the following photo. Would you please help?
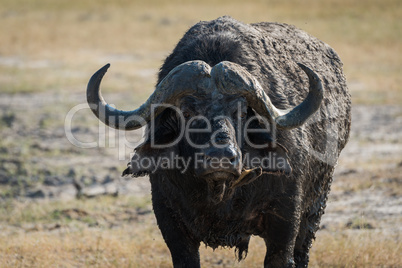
[234,110,247,119]
[183,111,191,118]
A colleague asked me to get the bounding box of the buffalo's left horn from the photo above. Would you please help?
[86,61,211,130]
[211,61,323,130]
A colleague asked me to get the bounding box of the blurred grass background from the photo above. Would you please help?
[0,0,401,267]
[0,0,400,103]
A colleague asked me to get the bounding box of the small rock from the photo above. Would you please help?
[102,175,114,184]
[27,189,46,198]
[43,176,67,186]
[67,168,76,178]
[0,170,9,184]
[339,169,357,176]
[345,220,375,230]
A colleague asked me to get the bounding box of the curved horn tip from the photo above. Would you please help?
[100,63,111,73]
[297,63,319,81]
[296,62,311,72]
[296,62,308,69]
[87,63,111,92]
[88,63,111,85]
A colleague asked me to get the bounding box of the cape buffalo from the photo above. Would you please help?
[87,16,351,267]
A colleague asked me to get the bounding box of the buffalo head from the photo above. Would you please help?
[87,61,323,202]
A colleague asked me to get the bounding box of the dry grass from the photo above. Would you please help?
[0,196,400,267]
[2,232,399,267]
[310,230,401,267]
[0,0,400,103]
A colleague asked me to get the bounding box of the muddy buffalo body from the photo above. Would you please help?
[87,17,351,267]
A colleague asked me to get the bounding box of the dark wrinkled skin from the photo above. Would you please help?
[125,17,351,267]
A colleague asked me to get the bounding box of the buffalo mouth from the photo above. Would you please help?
[203,171,237,204]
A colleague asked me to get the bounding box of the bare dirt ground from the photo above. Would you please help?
[325,105,402,233]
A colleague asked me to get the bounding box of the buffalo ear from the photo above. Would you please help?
[122,109,180,177]
[262,143,292,176]
[122,141,152,177]
[243,142,292,176]
[243,111,292,176]
[122,141,179,177]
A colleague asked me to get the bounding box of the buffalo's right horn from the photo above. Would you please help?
[211,61,324,130]
[86,61,211,130]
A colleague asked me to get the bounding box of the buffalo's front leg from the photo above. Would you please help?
[151,180,201,268]
[262,197,300,268]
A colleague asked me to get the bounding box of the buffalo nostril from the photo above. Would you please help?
[203,148,239,168]
[214,133,230,145]
[215,138,229,145]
